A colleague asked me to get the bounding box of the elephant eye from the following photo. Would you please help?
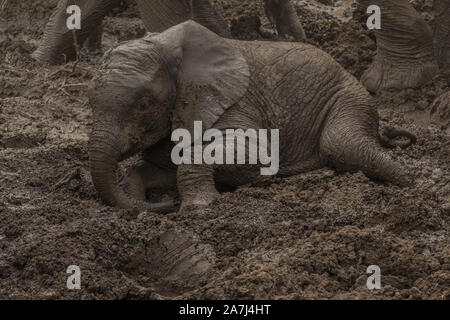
[136,95,154,111]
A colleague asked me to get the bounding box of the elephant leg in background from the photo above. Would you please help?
[32,0,122,65]
[264,0,306,41]
[358,0,438,93]
[434,0,450,84]
[85,21,104,52]
[136,0,231,38]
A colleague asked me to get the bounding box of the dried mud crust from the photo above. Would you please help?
[0,0,449,299]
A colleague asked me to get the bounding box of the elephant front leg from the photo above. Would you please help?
[177,164,219,212]
[358,0,438,93]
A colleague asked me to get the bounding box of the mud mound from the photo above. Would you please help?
[0,0,448,300]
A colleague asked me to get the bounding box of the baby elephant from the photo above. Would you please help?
[88,20,415,213]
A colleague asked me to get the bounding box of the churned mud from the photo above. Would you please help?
[0,0,449,299]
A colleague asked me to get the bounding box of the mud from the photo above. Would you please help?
[0,0,449,299]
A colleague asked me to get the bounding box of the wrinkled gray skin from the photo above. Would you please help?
[89,21,415,213]
[32,0,305,65]
[359,0,450,92]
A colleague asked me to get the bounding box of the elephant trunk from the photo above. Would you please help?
[89,122,140,210]
[265,0,306,42]
[191,0,231,38]
[89,121,179,213]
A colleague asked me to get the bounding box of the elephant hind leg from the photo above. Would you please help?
[320,120,412,186]
[85,21,104,52]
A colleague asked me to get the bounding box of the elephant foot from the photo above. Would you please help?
[361,56,438,93]
[177,164,219,214]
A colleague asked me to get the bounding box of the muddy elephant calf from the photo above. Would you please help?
[88,21,415,213]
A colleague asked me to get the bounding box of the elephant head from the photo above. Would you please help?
[88,21,249,210]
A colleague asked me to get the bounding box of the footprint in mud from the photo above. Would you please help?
[123,228,216,296]
[1,133,46,149]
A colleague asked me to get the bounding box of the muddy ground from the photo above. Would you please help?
[0,0,449,299]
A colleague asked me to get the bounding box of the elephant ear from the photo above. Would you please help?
[152,20,250,135]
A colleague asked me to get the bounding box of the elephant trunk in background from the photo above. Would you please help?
[265,0,306,41]
[358,0,438,93]
[434,0,450,84]
[190,0,231,38]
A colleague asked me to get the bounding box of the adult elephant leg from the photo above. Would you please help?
[136,0,230,37]
[358,0,438,93]
[86,21,104,52]
[264,0,306,41]
[32,0,121,65]
[434,0,450,83]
